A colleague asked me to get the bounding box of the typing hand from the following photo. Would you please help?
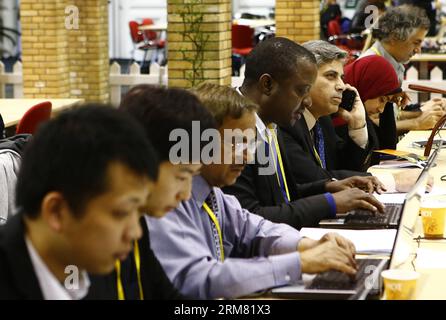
[319,232,356,257]
[326,176,387,194]
[420,98,446,112]
[415,106,446,130]
[297,233,356,255]
[332,188,385,213]
[300,241,357,275]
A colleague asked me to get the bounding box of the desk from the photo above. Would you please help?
[138,23,167,32]
[0,98,83,128]
[139,21,275,31]
[232,19,275,29]
[396,129,446,190]
[389,130,446,299]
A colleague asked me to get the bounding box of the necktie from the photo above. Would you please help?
[204,190,224,261]
[313,121,327,169]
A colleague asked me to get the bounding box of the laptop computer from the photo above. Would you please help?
[318,147,440,230]
[270,163,431,299]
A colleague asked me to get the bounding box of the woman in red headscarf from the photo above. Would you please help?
[338,55,407,164]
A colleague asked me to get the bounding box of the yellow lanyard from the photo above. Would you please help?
[115,260,124,300]
[371,47,381,56]
[203,202,225,261]
[115,240,144,300]
[312,146,324,168]
[267,126,291,202]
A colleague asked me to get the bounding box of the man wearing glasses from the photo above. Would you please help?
[146,83,359,299]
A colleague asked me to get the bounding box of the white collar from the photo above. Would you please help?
[25,237,90,300]
[255,112,276,143]
[302,108,317,131]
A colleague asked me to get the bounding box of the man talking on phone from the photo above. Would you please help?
[281,40,373,182]
[281,40,428,193]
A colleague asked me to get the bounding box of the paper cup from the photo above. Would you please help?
[420,200,446,239]
[381,269,420,300]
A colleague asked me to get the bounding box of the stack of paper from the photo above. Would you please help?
[374,192,406,204]
[299,228,398,255]
[370,160,424,169]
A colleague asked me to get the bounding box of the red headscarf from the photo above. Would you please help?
[343,55,401,102]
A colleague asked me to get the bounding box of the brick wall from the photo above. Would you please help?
[275,0,320,43]
[68,0,109,102]
[167,0,232,88]
[21,0,69,98]
[20,0,109,102]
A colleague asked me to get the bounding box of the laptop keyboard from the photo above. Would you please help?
[307,259,383,290]
[344,203,401,226]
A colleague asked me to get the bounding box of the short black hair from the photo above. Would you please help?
[243,37,317,85]
[16,104,159,218]
[119,85,217,163]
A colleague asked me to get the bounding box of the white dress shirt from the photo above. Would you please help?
[25,237,90,300]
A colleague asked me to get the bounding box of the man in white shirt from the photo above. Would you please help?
[0,105,158,299]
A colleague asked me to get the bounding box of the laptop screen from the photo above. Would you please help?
[389,146,440,269]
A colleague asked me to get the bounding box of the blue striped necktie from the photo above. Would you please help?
[205,191,223,261]
[313,121,327,169]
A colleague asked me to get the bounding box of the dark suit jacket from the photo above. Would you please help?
[0,113,5,139]
[280,115,372,184]
[0,214,44,299]
[87,217,185,300]
[223,128,333,230]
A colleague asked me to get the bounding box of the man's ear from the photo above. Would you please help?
[40,192,71,233]
[259,74,275,96]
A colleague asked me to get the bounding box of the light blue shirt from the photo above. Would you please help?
[146,175,303,299]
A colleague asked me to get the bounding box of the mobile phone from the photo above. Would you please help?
[339,89,357,112]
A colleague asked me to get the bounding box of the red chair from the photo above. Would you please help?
[129,20,144,44]
[141,18,166,49]
[327,19,342,39]
[16,101,52,135]
[129,20,156,62]
[232,24,254,57]
[327,19,364,65]
[141,18,166,65]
